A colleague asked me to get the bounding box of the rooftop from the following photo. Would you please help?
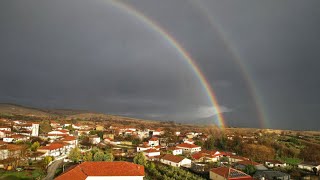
[55,162,144,180]
[211,167,253,179]
[177,143,200,148]
[161,154,185,163]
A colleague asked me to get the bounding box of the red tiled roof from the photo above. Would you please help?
[38,143,64,150]
[167,147,182,151]
[59,130,69,133]
[161,154,185,163]
[9,134,25,138]
[55,162,144,180]
[237,160,261,166]
[191,152,204,160]
[211,167,253,180]
[144,149,160,153]
[149,137,158,141]
[177,143,200,149]
[62,136,76,141]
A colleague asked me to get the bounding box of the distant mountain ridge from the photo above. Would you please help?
[0,103,144,121]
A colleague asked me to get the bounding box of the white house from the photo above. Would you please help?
[176,143,201,154]
[3,134,28,143]
[55,162,145,180]
[183,138,195,144]
[62,136,78,152]
[160,154,192,168]
[143,149,161,158]
[298,162,320,172]
[137,145,152,152]
[0,127,11,132]
[89,136,101,144]
[148,137,159,147]
[48,130,69,139]
[37,143,65,157]
[265,160,287,168]
[167,147,183,155]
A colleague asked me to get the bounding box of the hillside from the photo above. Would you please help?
[0,103,153,123]
[0,103,53,117]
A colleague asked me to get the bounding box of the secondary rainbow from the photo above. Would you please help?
[105,0,226,128]
[189,0,268,128]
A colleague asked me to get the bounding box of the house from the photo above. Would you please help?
[229,155,250,163]
[3,134,28,143]
[89,135,101,144]
[95,125,104,131]
[265,160,287,168]
[61,136,77,151]
[235,160,268,171]
[148,137,159,147]
[137,143,152,152]
[55,161,144,180]
[183,138,195,144]
[0,144,25,169]
[37,143,65,157]
[210,167,253,180]
[298,162,320,172]
[191,150,223,162]
[143,149,161,158]
[152,128,163,136]
[0,127,11,132]
[176,143,201,154]
[160,154,192,168]
[0,130,12,138]
[167,147,183,155]
[48,130,69,139]
[253,170,290,180]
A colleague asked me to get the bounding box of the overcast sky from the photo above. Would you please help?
[1,0,320,130]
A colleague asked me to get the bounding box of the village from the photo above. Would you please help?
[0,118,319,180]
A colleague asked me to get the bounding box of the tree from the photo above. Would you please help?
[244,165,257,175]
[204,136,215,150]
[83,151,93,161]
[93,151,104,161]
[242,144,275,162]
[68,147,81,163]
[103,152,114,162]
[133,152,147,166]
[42,156,53,170]
[30,141,40,152]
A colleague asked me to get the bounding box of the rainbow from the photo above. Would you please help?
[189,0,268,128]
[105,0,226,128]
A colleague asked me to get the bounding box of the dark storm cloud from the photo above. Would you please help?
[0,0,319,130]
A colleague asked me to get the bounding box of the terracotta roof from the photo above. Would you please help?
[167,147,182,151]
[59,130,69,133]
[38,143,64,150]
[149,137,158,141]
[177,143,200,148]
[0,144,24,151]
[237,160,260,166]
[143,149,160,153]
[9,134,26,138]
[62,136,76,141]
[191,152,204,160]
[211,167,253,180]
[161,154,185,163]
[55,162,144,180]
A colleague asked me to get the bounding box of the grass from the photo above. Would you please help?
[0,169,45,180]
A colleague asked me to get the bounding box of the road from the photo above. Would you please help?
[43,159,64,180]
